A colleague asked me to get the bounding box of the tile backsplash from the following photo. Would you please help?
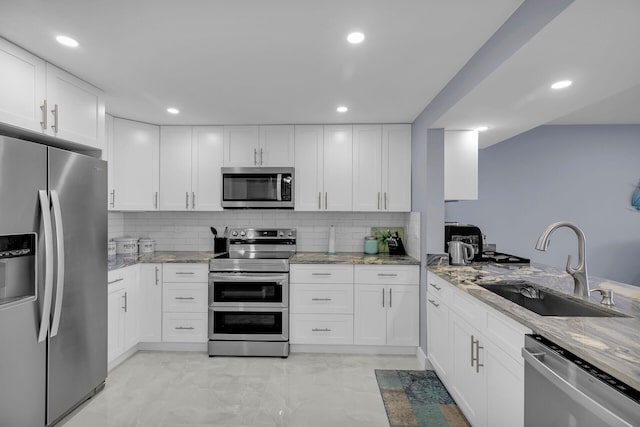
[109,210,413,253]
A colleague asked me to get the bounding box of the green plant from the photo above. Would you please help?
[375,229,393,247]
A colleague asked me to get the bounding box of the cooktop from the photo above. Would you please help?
[482,251,530,264]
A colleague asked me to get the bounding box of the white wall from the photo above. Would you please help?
[110,211,411,253]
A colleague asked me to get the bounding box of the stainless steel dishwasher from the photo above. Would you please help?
[522,335,640,427]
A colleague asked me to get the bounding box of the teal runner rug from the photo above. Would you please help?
[375,370,470,427]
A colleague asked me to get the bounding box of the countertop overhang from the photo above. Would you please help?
[428,262,640,390]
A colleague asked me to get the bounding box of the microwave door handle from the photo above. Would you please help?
[277,174,282,201]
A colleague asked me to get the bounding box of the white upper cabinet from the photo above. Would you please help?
[0,37,46,133]
[112,118,160,211]
[160,126,193,210]
[445,130,478,200]
[159,126,223,211]
[323,125,353,211]
[45,63,105,149]
[353,125,383,211]
[294,125,324,211]
[295,124,352,211]
[192,126,224,211]
[0,38,105,150]
[353,124,411,212]
[383,124,412,211]
[259,125,295,166]
[223,125,294,167]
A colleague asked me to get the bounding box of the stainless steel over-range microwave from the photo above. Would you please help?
[221,167,294,209]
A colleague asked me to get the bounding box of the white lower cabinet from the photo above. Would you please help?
[290,264,354,345]
[162,263,208,343]
[107,265,139,364]
[353,266,419,346]
[139,264,162,342]
[427,272,530,427]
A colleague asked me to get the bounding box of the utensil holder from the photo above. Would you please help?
[214,237,227,253]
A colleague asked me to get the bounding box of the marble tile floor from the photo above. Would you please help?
[59,351,423,427]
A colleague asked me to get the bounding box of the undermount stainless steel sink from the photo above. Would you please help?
[477,281,629,317]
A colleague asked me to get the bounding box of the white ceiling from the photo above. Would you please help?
[0,0,638,145]
[432,0,640,148]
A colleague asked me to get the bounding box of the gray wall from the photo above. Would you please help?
[446,125,640,286]
[412,115,445,354]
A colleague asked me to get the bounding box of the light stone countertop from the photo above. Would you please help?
[290,252,420,265]
[428,262,640,390]
[108,251,216,271]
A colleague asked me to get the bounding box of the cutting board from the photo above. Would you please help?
[370,227,404,253]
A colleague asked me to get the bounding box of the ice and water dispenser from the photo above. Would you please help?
[0,234,36,307]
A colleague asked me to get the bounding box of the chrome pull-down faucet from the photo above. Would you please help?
[535,221,590,298]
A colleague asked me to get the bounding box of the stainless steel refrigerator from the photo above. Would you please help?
[0,135,107,427]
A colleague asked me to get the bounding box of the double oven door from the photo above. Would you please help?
[208,272,288,341]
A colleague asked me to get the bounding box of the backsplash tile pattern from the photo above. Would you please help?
[111,211,411,253]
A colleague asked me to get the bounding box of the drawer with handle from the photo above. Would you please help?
[162,313,207,342]
[163,283,207,313]
[289,314,354,345]
[354,265,419,285]
[163,263,208,282]
[290,283,354,314]
[290,264,354,284]
[427,273,451,304]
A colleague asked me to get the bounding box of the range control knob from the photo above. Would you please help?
[240,231,246,237]
[287,231,293,237]
[279,231,284,237]
[231,231,238,237]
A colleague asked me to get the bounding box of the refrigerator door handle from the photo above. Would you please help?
[38,190,54,343]
[50,190,65,337]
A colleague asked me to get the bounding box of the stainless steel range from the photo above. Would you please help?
[208,228,296,357]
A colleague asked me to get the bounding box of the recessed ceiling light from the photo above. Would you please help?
[551,80,572,90]
[55,35,79,48]
[347,32,365,44]
[167,107,180,114]
[474,126,489,132]
[336,106,348,113]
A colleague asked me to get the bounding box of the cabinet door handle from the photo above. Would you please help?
[311,273,332,276]
[154,192,158,209]
[175,326,194,330]
[50,104,59,133]
[476,341,484,373]
[312,328,331,332]
[377,273,398,277]
[382,288,385,307]
[325,192,328,210]
[378,192,381,210]
[384,192,388,210]
[40,100,48,130]
[389,288,392,307]
[186,192,189,209]
[470,335,475,367]
[428,298,439,307]
[108,278,123,285]
[154,267,159,285]
[318,192,321,210]
[192,192,195,209]
[254,148,257,165]
[122,292,128,312]
[430,283,441,291]
[260,148,264,165]
[311,298,332,301]
[175,296,195,300]
[175,272,195,275]
[110,190,115,208]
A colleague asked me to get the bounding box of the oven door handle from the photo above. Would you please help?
[210,273,289,283]
[521,347,628,426]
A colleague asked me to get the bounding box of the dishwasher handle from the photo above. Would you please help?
[522,347,631,426]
